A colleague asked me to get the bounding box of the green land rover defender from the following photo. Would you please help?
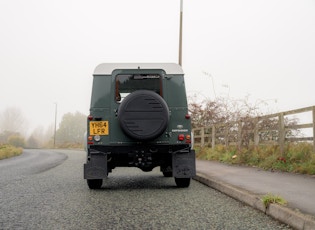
[84,63,196,189]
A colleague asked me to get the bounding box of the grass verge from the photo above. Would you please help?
[0,144,23,160]
[196,142,315,175]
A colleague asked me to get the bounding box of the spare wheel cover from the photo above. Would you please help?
[118,90,169,141]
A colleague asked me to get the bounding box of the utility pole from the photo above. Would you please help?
[178,0,183,66]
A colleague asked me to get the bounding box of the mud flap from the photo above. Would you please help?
[84,150,108,179]
[172,149,196,178]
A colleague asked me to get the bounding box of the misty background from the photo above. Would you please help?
[1,0,314,145]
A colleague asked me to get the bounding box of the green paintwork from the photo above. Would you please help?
[88,63,191,146]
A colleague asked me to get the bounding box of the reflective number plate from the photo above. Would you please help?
[89,121,109,135]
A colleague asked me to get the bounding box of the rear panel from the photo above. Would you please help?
[109,69,169,144]
[87,65,191,147]
[163,74,191,145]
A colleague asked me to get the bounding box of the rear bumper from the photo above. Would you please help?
[84,144,195,179]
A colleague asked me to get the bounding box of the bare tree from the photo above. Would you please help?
[0,107,28,134]
[188,95,227,128]
[27,125,48,148]
[188,95,300,149]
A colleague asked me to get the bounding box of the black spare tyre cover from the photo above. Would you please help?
[118,90,169,141]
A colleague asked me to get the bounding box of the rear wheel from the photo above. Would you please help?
[87,179,103,189]
[175,178,191,188]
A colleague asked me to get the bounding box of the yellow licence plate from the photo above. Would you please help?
[89,121,109,135]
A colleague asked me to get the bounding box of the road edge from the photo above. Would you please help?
[194,172,315,230]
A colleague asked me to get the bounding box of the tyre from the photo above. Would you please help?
[175,178,191,188]
[87,179,103,189]
[117,90,169,141]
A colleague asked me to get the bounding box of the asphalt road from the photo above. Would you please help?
[0,149,292,230]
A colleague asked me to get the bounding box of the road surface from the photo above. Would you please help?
[0,149,291,229]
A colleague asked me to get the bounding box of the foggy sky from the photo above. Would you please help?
[1,0,314,133]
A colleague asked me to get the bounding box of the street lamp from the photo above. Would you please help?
[222,84,230,98]
[178,0,183,66]
[202,71,217,99]
[54,103,57,148]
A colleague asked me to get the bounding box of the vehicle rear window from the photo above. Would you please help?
[115,74,162,102]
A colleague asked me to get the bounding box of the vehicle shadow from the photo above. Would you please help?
[97,175,187,191]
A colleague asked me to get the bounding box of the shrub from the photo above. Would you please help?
[262,193,287,208]
[7,135,25,148]
[0,144,23,160]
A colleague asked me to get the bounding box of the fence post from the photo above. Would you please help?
[237,121,242,149]
[278,113,285,155]
[254,118,259,146]
[201,127,205,147]
[313,106,315,153]
[212,125,215,149]
[224,124,229,147]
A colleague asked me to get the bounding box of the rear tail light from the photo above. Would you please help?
[88,115,93,121]
[185,114,190,119]
[87,135,93,145]
[178,134,185,141]
[185,134,191,143]
[178,134,191,142]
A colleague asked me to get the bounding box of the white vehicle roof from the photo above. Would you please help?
[94,63,184,75]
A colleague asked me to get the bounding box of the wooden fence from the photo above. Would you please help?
[192,106,315,153]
